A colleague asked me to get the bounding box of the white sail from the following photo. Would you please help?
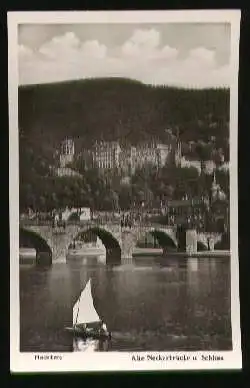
[73,279,100,325]
[73,298,80,326]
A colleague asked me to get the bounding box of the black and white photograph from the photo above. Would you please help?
[9,10,241,372]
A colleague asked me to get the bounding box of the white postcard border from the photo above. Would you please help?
[9,10,242,372]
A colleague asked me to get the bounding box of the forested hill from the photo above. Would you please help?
[19,77,229,150]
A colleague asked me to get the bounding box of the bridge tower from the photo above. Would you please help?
[176,225,198,254]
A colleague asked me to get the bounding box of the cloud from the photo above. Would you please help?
[121,28,160,57]
[132,28,160,47]
[121,28,178,60]
[160,45,179,59]
[39,32,80,59]
[80,40,107,59]
[18,29,230,88]
[19,44,34,60]
[187,47,216,67]
[39,32,106,60]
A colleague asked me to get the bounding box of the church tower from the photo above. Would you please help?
[174,141,182,167]
[211,170,220,200]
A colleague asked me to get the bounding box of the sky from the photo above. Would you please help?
[18,23,231,88]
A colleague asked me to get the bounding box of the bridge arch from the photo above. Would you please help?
[214,232,230,250]
[19,228,52,265]
[133,228,177,255]
[67,212,80,222]
[69,227,121,265]
[149,230,177,250]
[197,241,207,251]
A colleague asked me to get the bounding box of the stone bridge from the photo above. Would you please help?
[19,219,222,265]
[197,232,222,251]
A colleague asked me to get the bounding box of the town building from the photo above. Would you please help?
[174,141,182,167]
[54,167,81,178]
[79,140,171,173]
[127,142,171,172]
[78,149,94,170]
[218,162,229,172]
[156,143,172,167]
[165,198,207,230]
[57,138,172,174]
[132,142,159,169]
[211,171,226,201]
[92,141,122,169]
[118,146,137,175]
[52,138,81,177]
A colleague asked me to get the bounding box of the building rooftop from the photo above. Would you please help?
[54,167,82,177]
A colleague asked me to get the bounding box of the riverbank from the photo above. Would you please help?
[166,250,230,259]
[133,248,163,256]
[19,247,231,265]
[133,247,230,258]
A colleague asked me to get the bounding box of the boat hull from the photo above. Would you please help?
[65,326,111,352]
[73,337,110,352]
[73,337,99,352]
[65,326,110,340]
[70,278,110,351]
[74,337,110,352]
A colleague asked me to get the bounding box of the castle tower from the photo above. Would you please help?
[59,138,75,168]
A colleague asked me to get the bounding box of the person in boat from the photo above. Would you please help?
[74,323,91,342]
[104,322,112,340]
[100,321,108,335]
[97,321,111,351]
[97,321,105,336]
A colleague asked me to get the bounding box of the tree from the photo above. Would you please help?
[216,169,229,198]
[20,80,229,161]
[212,148,225,168]
[118,184,133,210]
[195,141,212,174]
[109,190,119,211]
[19,80,230,214]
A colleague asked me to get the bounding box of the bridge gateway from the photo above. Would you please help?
[19,219,222,265]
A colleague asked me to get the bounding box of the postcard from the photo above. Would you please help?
[9,10,242,372]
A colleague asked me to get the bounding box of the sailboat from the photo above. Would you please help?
[65,279,110,351]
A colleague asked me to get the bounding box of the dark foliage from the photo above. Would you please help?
[19,77,229,149]
[19,78,229,224]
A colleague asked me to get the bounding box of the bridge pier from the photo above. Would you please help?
[185,229,197,255]
[20,221,222,265]
[208,238,215,251]
[121,256,133,265]
[36,251,52,265]
[120,229,134,264]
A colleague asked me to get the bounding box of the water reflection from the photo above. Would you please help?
[20,256,232,352]
[187,258,200,295]
[187,258,199,272]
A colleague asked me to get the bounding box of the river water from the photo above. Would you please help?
[20,256,232,352]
